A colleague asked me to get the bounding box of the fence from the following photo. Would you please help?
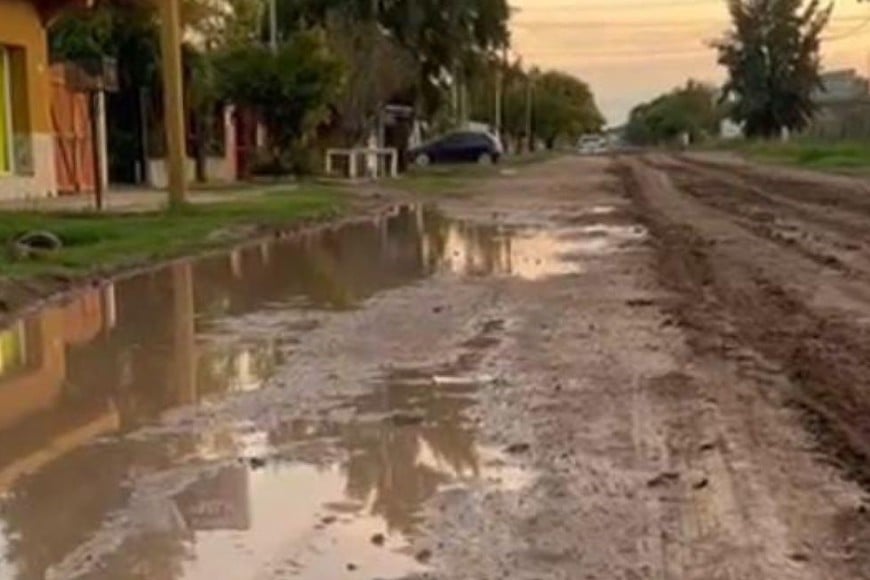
[806,99,870,140]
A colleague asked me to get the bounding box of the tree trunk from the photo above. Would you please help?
[193,112,208,184]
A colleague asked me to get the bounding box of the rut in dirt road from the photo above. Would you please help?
[618,154,870,577]
[407,157,869,580]
[620,154,870,482]
[642,154,870,274]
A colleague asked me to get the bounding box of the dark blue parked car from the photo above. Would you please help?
[409,131,503,167]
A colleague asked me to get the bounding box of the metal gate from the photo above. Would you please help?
[50,64,95,195]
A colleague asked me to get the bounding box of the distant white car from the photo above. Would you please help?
[578,135,609,155]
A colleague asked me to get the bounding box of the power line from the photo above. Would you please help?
[514,14,870,28]
[822,15,870,41]
[515,0,869,17]
[508,4,870,72]
[512,14,870,44]
[515,25,870,59]
[515,19,725,29]
[512,0,723,12]
[521,47,711,58]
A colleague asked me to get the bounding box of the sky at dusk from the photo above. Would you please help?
[511,0,870,125]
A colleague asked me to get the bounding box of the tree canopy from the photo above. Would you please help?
[625,80,722,145]
[533,71,605,149]
[49,1,161,88]
[324,16,417,144]
[716,0,832,138]
[48,0,604,170]
[213,33,344,152]
[271,0,511,116]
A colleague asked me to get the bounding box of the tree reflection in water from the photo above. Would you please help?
[268,369,482,536]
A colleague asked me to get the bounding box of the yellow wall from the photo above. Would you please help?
[0,0,49,134]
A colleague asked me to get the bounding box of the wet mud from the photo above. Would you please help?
[1,156,869,579]
[618,154,870,579]
[0,197,625,579]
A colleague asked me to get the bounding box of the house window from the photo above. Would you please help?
[0,323,26,379]
[0,47,12,175]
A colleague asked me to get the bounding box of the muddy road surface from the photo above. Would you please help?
[0,155,868,579]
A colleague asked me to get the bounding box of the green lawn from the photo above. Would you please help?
[731,140,870,171]
[0,187,344,279]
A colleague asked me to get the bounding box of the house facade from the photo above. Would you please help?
[813,69,870,105]
[0,0,58,199]
[807,69,870,140]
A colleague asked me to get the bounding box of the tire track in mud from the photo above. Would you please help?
[615,158,870,495]
[415,158,868,579]
[644,156,870,276]
[617,157,870,578]
[679,154,870,218]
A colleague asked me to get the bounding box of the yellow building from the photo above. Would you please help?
[0,1,86,199]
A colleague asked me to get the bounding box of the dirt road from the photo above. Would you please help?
[0,155,867,579]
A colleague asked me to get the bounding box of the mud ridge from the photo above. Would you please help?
[644,157,861,273]
[676,153,870,217]
[615,158,870,492]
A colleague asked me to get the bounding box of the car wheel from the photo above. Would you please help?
[477,152,494,166]
[415,153,431,167]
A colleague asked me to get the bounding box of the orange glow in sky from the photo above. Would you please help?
[511,0,870,124]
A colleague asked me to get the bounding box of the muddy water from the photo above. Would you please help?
[0,205,614,580]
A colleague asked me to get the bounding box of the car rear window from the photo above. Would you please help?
[440,132,492,147]
[467,134,491,147]
[442,133,466,146]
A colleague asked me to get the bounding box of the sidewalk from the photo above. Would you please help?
[0,183,297,214]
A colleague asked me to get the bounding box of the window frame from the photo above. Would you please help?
[0,46,14,176]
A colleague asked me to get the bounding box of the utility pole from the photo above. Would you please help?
[88,91,104,210]
[495,67,503,135]
[450,68,462,127]
[525,73,535,153]
[495,45,508,138]
[158,0,187,207]
[269,0,278,52]
[462,79,469,126]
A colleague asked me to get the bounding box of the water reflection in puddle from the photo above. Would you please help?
[580,205,619,217]
[36,372,510,580]
[0,205,637,579]
[438,220,643,280]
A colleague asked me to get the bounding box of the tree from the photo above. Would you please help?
[50,0,263,183]
[625,80,722,145]
[533,71,605,149]
[185,0,263,49]
[271,0,511,119]
[323,13,418,146]
[213,33,343,166]
[183,0,264,181]
[380,0,510,117]
[50,2,161,183]
[715,0,832,138]
[502,61,532,147]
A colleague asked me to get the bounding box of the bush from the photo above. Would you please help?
[214,33,343,155]
[248,144,320,178]
[248,149,293,178]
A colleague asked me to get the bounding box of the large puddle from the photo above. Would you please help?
[0,205,636,579]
